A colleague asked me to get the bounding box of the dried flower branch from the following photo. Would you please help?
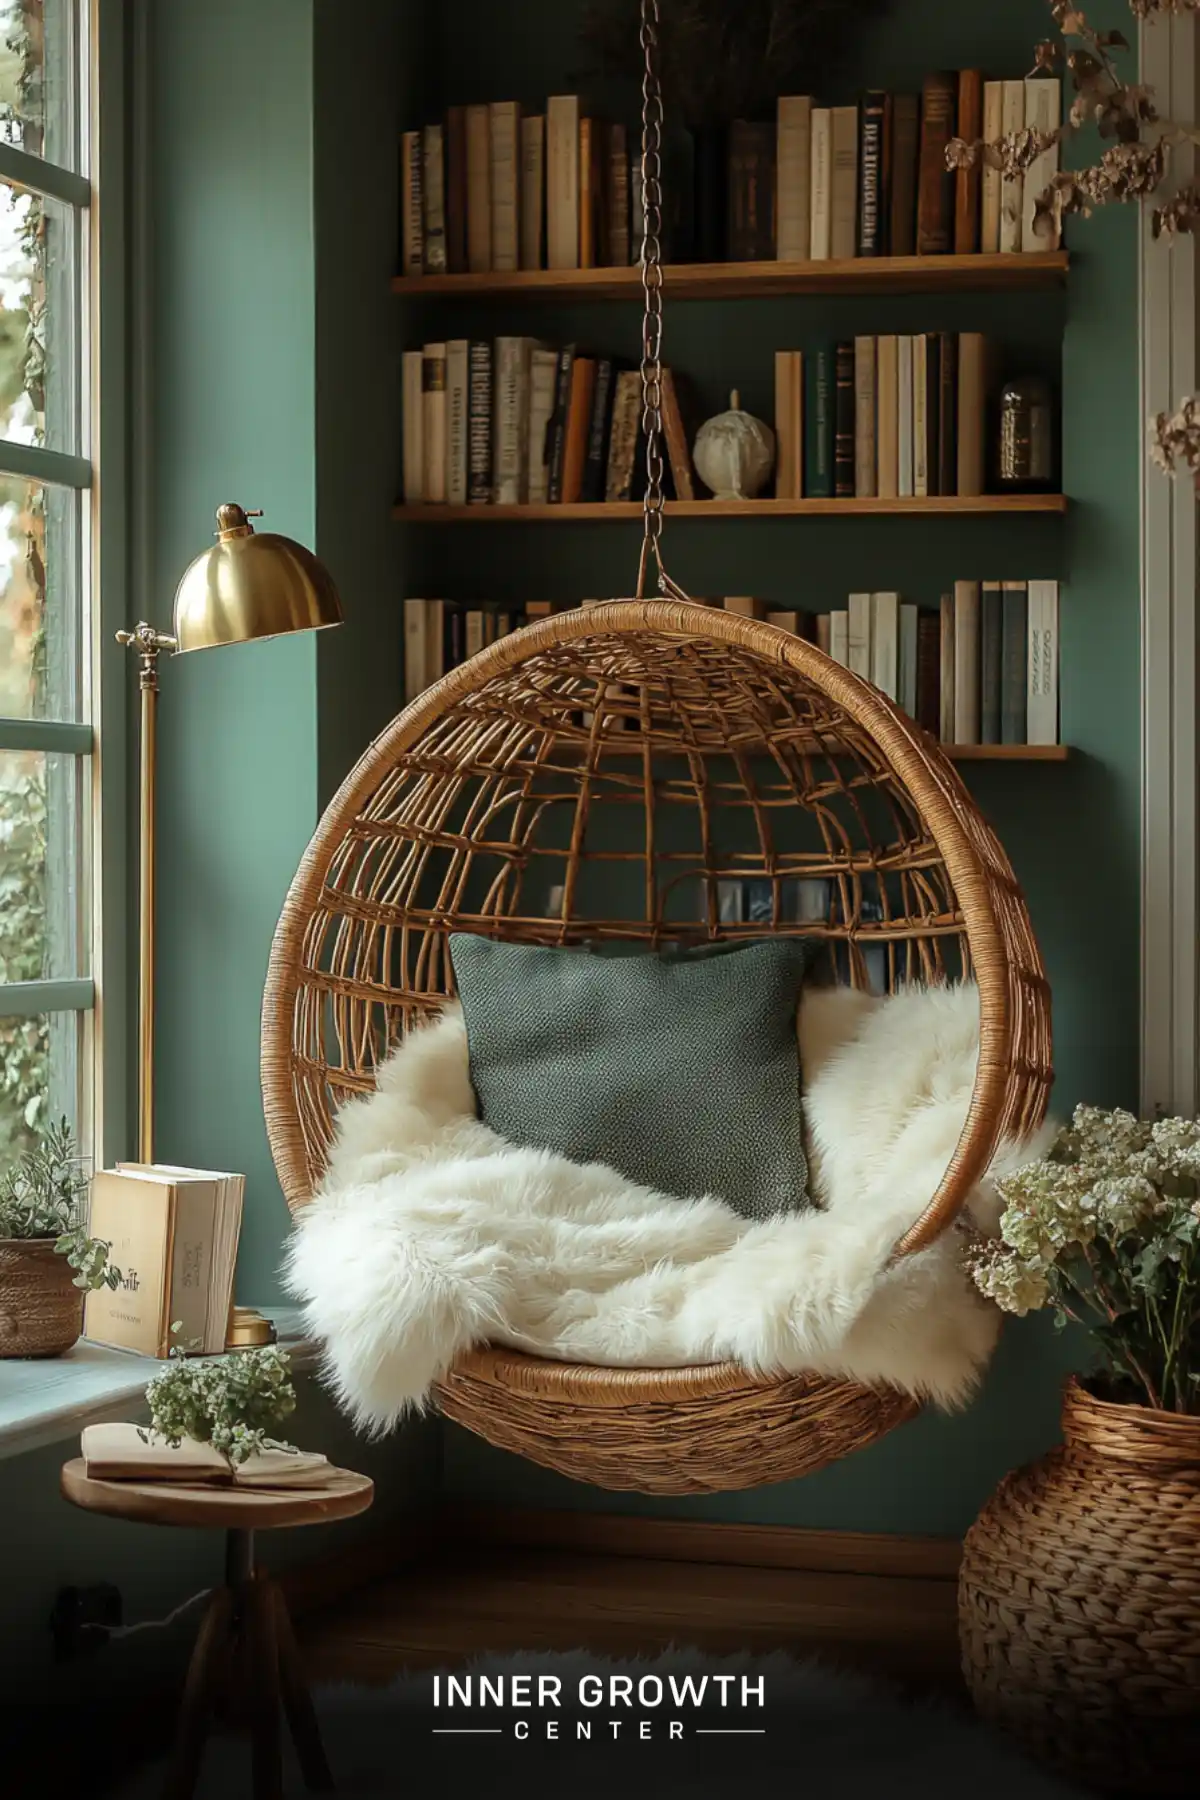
[948,3,1200,481]
[1151,395,1200,474]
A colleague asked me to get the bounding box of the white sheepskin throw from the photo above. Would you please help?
[284,981,1055,1433]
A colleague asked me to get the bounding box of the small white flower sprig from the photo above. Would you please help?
[966,1104,1200,1414]
[143,1338,298,1466]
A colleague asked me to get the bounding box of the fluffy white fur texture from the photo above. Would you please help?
[284,981,1056,1433]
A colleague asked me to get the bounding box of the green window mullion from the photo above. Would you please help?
[0,720,92,754]
[0,444,92,490]
[0,981,95,1019]
[0,142,91,210]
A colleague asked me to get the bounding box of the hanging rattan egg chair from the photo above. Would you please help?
[261,597,1052,1495]
[259,0,1050,1495]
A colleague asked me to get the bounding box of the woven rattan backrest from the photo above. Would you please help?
[261,601,1051,1258]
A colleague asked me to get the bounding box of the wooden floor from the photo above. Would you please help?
[297,1535,962,1695]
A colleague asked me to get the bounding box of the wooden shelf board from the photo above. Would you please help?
[393,494,1067,522]
[945,743,1068,761]
[391,251,1069,302]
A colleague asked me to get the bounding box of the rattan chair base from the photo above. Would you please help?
[433,1347,920,1494]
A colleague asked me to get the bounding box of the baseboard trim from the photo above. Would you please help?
[441,1505,961,1583]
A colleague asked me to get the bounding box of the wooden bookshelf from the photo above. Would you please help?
[393,494,1067,522]
[391,252,1069,303]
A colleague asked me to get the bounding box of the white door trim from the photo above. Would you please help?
[1140,10,1200,1118]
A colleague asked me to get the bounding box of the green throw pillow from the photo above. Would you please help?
[447,933,817,1222]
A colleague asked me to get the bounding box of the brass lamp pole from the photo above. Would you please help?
[118,503,343,1163]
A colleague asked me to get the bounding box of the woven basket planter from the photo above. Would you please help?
[959,1375,1200,1794]
[0,1237,83,1358]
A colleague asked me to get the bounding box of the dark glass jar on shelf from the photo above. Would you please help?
[996,375,1056,492]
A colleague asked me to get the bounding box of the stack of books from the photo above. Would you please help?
[821,580,1060,745]
[401,340,700,507]
[399,73,1061,275]
[83,1163,245,1358]
[773,332,1002,501]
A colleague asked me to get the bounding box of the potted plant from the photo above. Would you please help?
[0,1118,121,1358]
[959,1104,1200,1794]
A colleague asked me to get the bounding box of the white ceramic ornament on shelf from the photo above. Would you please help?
[692,390,776,501]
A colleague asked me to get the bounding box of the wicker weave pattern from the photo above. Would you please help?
[435,1348,919,1494]
[0,1238,84,1358]
[959,1379,1200,1794]
[261,603,1051,1493]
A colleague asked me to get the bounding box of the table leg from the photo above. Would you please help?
[162,1586,235,1800]
[271,1580,335,1792]
[245,1574,284,1800]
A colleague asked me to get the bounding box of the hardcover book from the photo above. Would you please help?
[467,339,493,504]
[954,71,983,254]
[829,105,859,260]
[833,341,856,497]
[83,1166,244,1359]
[490,102,522,272]
[465,103,492,273]
[776,96,812,262]
[804,346,835,499]
[547,95,581,269]
[858,92,887,256]
[422,123,447,274]
[727,120,776,260]
[445,104,468,274]
[401,129,423,275]
[916,72,956,254]
[520,114,546,271]
[888,94,919,256]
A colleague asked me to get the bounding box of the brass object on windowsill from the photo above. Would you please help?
[225,1306,277,1350]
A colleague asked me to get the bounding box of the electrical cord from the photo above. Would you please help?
[109,1586,212,1639]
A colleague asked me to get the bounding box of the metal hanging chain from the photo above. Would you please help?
[635,0,688,602]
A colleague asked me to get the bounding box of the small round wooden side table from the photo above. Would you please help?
[61,1459,374,1800]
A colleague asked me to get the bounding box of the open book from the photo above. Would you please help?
[81,1423,334,1489]
[82,1163,244,1357]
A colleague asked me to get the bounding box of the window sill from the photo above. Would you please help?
[0,1305,315,1462]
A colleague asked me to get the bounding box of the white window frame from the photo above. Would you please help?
[0,0,127,1165]
[1140,8,1200,1119]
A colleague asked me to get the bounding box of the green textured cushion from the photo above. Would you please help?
[447,933,817,1221]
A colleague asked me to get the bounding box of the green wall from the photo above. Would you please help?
[424,0,1143,1532]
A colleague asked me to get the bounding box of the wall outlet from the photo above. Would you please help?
[49,1583,123,1661]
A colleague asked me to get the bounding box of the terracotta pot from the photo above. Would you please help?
[0,1237,84,1357]
[959,1375,1200,1794]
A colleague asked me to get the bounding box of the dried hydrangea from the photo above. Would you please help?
[970,1101,1200,1413]
[1151,395,1200,476]
[144,1341,297,1465]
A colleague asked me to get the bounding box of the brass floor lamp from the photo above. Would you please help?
[117,500,342,1211]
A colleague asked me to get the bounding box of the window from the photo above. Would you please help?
[0,1,99,1165]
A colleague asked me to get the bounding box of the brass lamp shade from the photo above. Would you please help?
[171,503,343,652]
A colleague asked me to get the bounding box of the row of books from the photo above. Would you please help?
[402,99,633,277]
[398,74,1061,276]
[819,581,1059,746]
[402,339,699,507]
[775,332,999,502]
[769,74,1061,263]
[402,585,1060,747]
